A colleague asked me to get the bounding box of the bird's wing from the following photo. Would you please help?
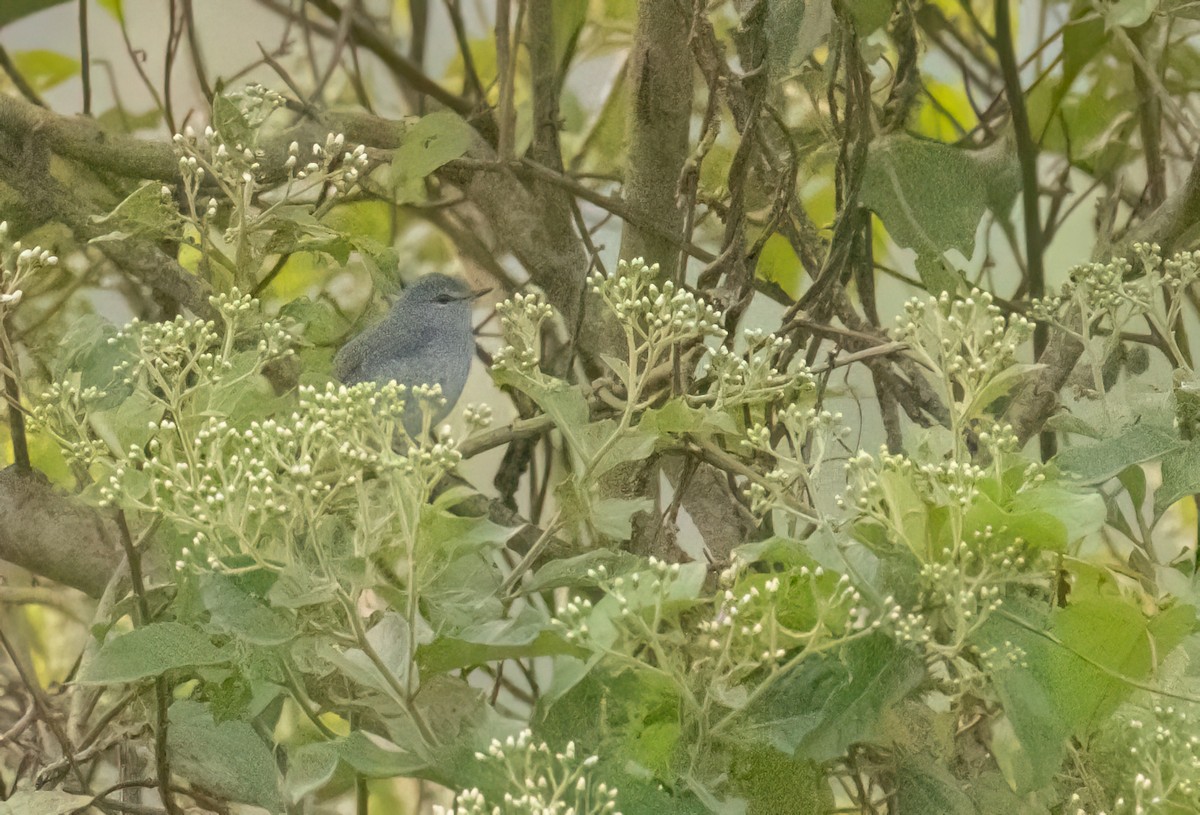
[332,331,369,383]
[334,313,426,385]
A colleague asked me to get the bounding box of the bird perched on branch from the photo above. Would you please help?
[334,273,489,438]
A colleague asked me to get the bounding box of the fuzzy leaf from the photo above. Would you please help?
[741,633,924,761]
[80,622,229,684]
[168,700,282,811]
[392,112,476,203]
[861,135,1020,293]
[1055,421,1183,485]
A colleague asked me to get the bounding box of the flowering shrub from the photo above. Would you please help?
[4,90,1200,815]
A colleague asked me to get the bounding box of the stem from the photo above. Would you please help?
[500,511,564,597]
[115,512,183,815]
[994,0,1051,458]
[78,0,91,115]
[339,591,437,748]
[0,316,29,470]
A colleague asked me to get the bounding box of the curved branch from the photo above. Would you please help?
[0,467,121,598]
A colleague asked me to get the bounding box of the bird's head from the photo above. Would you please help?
[396,273,490,311]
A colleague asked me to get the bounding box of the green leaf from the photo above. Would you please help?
[1055,420,1183,485]
[964,363,1043,420]
[894,754,976,815]
[419,608,584,673]
[637,399,738,437]
[97,0,124,22]
[280,296,351,346]
[754,232,804,296]
[0,790,95,815]
[89,388,161,458]
[574,63,629,175]
[168,699,282,811]
[1006,483,1106,549]
[90,182,179,239]
[861,135,1020,293]
[590,496,655,540]
[284,741,339,803]
[420,505,517,553]
[80,622,229,684]
[552,0,587,71]
[212,92,253,149]
[10,49,79,91]
[847,0,892,34]
[525,549,646,592]
[765,0,833,79]
[391,112,477,204]
[579,421,658,477]
[1106,0,1159,28]
[1155,440,1200,514]
[972,597,1194,792]
[337,730,427,776]
[741,633,925,761]
[538,665,683,780]
[0,0,69,28]
[200,573,294,646]
[96,105,162,133]
[322,611,413,703]
[54,314,135,410]
[492,369,592,467]
[729,746,831,814]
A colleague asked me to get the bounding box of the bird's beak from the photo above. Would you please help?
[470,286,493,301]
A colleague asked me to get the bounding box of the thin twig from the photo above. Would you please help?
[181,0,213,101]
[0,626,89,788]
[114,512,182,815]
[0,44,46,107]
[994,0,1050,458]
[308,0,356,106]
[306,0,474,116]
[78,0,91,114]
[0,315,29,470]
[442,0,485,101]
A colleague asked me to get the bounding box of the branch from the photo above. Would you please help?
[305,0,475,117]
[994,0,1050,456]
[0,467,121,597]
[0,94,179,180]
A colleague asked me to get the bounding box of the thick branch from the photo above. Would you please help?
[0,467,121,598]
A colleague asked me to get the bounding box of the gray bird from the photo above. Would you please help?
[334,273,488,438]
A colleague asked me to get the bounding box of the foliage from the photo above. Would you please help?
[1,1,1200,814]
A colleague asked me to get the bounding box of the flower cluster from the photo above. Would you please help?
[1109,703,1200,815]
[436,730,619,815]
[588,258,725,347]
[0,221,58,311]
[740,405,848,520]
[558,553,873,717]
[284,132,370,192]
[167,84,371,283]
[35,284,467,574]
[493,291,556,376]
[704,564,865,671]
[462,403,494,431]
[94,377,460,572]
[552,556,690,647]
[26,382,112,467]
[1034,245,1200,404]
[703,330,813,411]
[896,289,1032,422]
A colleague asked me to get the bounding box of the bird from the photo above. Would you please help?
[333,273,488,438]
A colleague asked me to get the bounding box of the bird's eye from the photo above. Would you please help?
[434,293,455,304]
